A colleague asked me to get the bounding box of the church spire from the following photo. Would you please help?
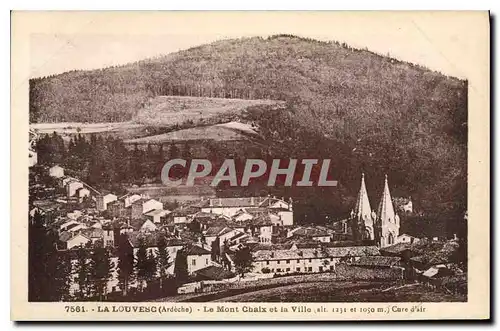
[353,173,372,221]
[377,174,396,224]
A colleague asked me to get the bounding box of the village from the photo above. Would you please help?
[29,161,468,302]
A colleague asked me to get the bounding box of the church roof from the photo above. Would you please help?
[353,173,373,222]
[376,175,397,224]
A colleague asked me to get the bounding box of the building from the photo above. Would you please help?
[96,193,117,212]
[76,187,90,202]
[108,200,130,218]
[393,197,413,213]
[253,245,380,274]
[374,175,400,248]
[397,233,421,244]
[59,232,90,250]
[183,245,213,274]
[66,180,84,198]
[124,194,142,207]
[204,226,243,249]
[350,173,375,241]
[49,165,65,178]
[144,209,171,224]
[287,226,332,243]
[200,196,293,223]
[170,206,199,224]
[102,224,115,247]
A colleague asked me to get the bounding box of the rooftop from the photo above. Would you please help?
[254,246,379,261]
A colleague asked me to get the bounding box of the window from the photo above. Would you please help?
[277,268,282,272]
[206,258,209,264]
[330,257,334,261]
[330,266,334,271]
[308,267,312,272]
[271,269,274,272]
[309,259,312,263]
[286,260,290,264]
[277,260,280,264]
[319,266,323,272]
[266,261,270,265]
[286,268,290,272]
[296,267,301,272]
[297,259,300,263]
[192,259,196,266]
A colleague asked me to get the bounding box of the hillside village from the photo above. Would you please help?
[27,35,468,303]
[29,162,467,301]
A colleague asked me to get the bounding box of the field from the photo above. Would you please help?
[154,272,465,303]
[216,281,465,303]
[124,121,260,144]
[134,96,285,126]
[30,121,151,141]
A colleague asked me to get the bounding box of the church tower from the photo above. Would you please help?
[374,174,400,247]
[350,173,375,241]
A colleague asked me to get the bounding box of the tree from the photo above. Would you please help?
[156,236,173,289]
[135,238,149,291]
[74,245,91,299]
[145,250,157,285]
[117,234,135,297]
[233,246,254,277]
[28,210,71,301]
[173,249,189,283]
[89,243,115,301]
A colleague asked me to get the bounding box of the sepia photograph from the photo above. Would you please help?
[11,10,490,320]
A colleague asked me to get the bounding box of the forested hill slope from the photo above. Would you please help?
[30,35,467,217]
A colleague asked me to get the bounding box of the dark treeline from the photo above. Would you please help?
[29,210,72,301]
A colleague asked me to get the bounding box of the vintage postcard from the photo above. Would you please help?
[11,11,490,321]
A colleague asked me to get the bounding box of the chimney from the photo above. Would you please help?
[209,199,213,207]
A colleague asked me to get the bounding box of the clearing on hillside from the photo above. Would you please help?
[133,96,285,126]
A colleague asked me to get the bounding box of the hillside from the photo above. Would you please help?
[124,122,260,144]
[29,35,468,224]
[134,95,284,126]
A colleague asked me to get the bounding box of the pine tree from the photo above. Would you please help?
[89,243,115,301]
[75,245,91,300]
[145,250,157,286]
[28,211,71,301]
[156,236,173,289]
[117,234,135,297]
[173,248,189,283]
[135,237,148,292]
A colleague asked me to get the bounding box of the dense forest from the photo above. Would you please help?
[30,35,467,234]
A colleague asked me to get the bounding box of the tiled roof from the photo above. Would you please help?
[171,206,200,217]
[201,197,269,208]
[204,226,225,237]
[82,228,104,238]
[350,256,401,267]
[144,209,170,217]
[194,266,234,280]
[127,231,184,248]
[291,227,331,238]
[182,245,211,256]
[254,246,379,261]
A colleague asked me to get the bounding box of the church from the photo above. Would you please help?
[350,173,400,248]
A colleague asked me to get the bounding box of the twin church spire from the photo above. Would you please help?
[351,173,400,247]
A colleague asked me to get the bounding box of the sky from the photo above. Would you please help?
[27,11,488,80]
